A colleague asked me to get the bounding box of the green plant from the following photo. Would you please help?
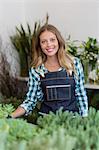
[10,24,31,76]
[79,37,99,70]
[10,14,49,77]
[67,37,99,83]
[0,52,12,97]
[0,104,15,118]
[0,106,99,149]
[66,35,80,57]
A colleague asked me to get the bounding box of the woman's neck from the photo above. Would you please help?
[44,56,61,72]
[46,55,59,65]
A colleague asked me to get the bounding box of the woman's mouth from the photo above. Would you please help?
[46,48,54,52]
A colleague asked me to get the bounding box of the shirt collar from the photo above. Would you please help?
[35,64,65,77]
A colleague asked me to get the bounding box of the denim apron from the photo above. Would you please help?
[40,69,79,114]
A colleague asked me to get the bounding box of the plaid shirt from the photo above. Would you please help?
[20,57,88,117]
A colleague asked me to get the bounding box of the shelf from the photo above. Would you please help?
[85,83,99,90]
[16,77,99,90]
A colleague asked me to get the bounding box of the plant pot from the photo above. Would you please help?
[82,59,89,83]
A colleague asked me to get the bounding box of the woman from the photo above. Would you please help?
[11,24,88,118]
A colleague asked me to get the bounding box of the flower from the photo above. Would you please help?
[88,70,98,81]
[80,37,99,70]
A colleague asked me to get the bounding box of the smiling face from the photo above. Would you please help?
[39,30,59,58]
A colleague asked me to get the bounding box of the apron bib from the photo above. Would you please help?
[40,69,79,114]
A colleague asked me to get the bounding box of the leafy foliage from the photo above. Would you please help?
[0,104,15,118]
[0,105,99,150]
[0,52,11,97]
[66,35,80,57]
[10,14,49,77]
[79,37,99,70]
[67,37,99,83]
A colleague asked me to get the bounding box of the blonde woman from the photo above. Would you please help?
[11,24,88,118]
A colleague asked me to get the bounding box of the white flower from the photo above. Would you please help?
[89,70,98,81]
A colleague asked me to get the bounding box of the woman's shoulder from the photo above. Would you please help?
[28,67,40,80]
[30,64,47,78]
[73,57,83,75]
[74,57,81,66]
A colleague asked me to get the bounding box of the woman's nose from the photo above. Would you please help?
[46,40,51,46]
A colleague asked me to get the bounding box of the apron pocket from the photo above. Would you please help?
[46,84,71,101]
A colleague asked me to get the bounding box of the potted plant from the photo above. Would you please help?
[66,35,80,57]
[9,14,49,99]
[66,37,99,83]
[10,14,49,77]
[79,37,99,69]
[79,37,99,83]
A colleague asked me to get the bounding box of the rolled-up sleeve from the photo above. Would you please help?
[20,68,43,115]
[74,58,88,117]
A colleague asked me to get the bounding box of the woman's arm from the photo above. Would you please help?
[74,58,88,117]
[11,68,43,118]
[11,106,26,118]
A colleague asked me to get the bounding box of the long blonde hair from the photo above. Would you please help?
[31,24,75,75]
